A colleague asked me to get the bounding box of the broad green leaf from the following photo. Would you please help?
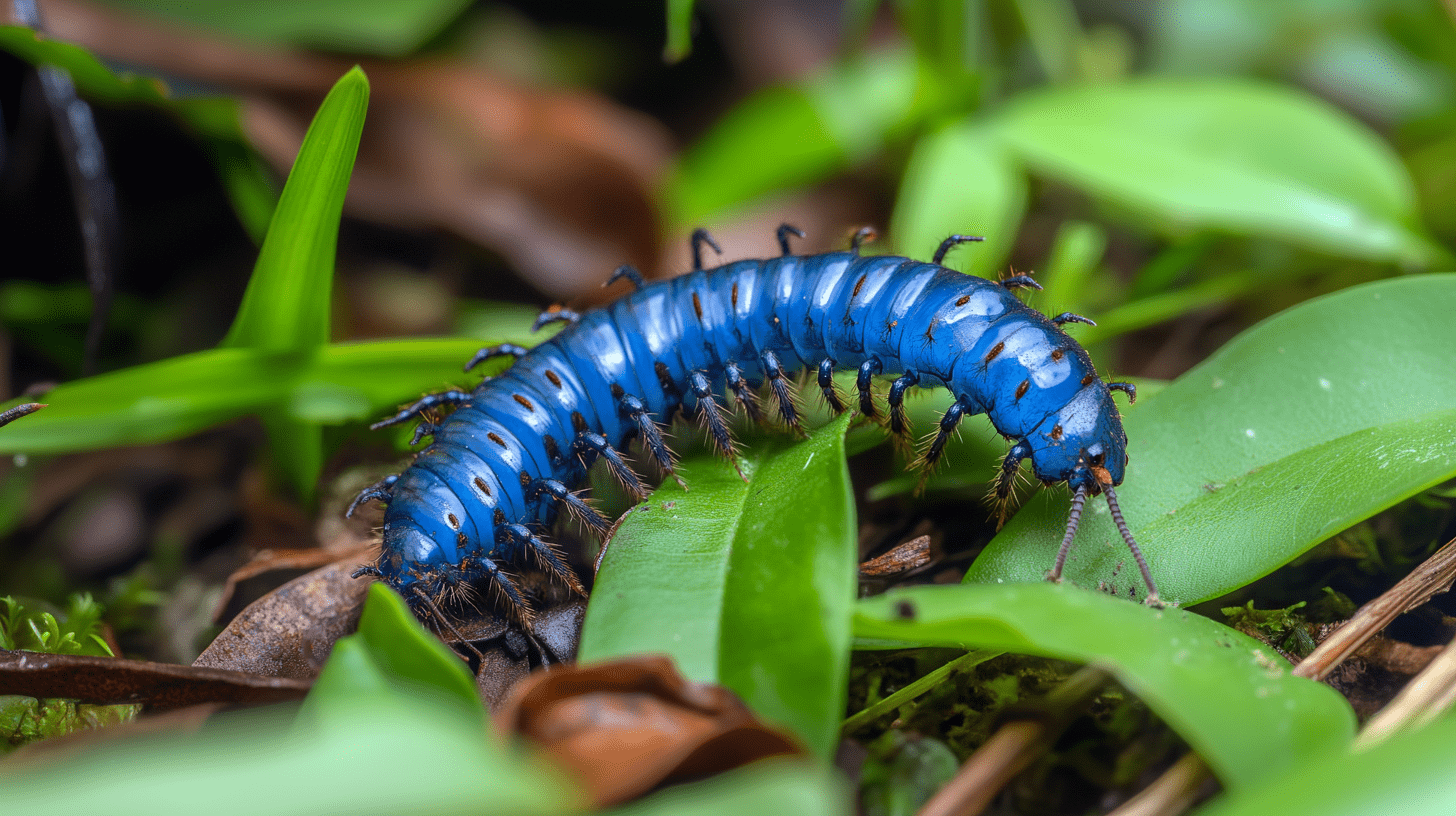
[967,275,1456,604]
[1194,712,1456,816]
[579,414,858,758]
[991,79,1443,265]
[606,759,850,816]
[0,687,573,816]
[890,122,1026,279]
[101,0,473,57]
[855,584,1355,789]
[0,338,484,454]
[222,67,367,353]
[304,583,482,723]
[665,49,965,227]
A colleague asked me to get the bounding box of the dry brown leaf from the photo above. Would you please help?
[496,654,805,807]
[194,558,371,680]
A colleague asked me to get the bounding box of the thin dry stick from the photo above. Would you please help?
[1355,630,1456,749]
[1104,534,1456,816]
[916,667,1110,816]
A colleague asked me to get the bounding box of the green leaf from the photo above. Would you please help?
[579,414,858,758]
[890,122,1026,279]
[854,584,1355,790]
[101,0,474,57]
[991,78,1443,265]
[665,49,962,227]
[0,688,574,816]
[222,67,368,353]
[304,583,482,723]
[605,759,850,816]
[664,0,695,63]
[0,338,484,455]
[1194,713,1456,816]
[0,26,170,104]
[966,275,1456,604]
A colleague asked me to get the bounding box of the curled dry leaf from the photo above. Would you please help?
[0,648,310,710]
[194,558,372,680]
[860,534,932,578]
[496,654,806,807]
[36,0,673,299]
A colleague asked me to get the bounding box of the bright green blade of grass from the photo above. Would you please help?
[0,338,486,454]
[967,275,1456,604]
[579,414,858,758]
[855,584,1355,790]
[222,67,367,353]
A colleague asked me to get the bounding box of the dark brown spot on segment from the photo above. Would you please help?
[851,274,867,299]
[493,508,505,525]
[473,476,491,496]
[543,435,559,459]
[544,369,562,388]
[457,532,468,548]
[1050,348,1065,362]
[446,513,459,529]
[1051,424,1064,440]
[692,291,703,320]
[955,295,970,306]
[1081,374,1095,387]
[984,341,1005,364]
[519,471,531,487]
[572,411,587,431]
[513,394,534,411]
[1015,380,1029,400]
[731,282,739,309]
[487,432,507,447]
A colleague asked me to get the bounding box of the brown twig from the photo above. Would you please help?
[1105,534,1456,816]
[916,667,1110,816]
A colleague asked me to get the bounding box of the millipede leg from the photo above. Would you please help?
[921,399,968,472]
[689,371,744,478]
[464,343,528,372]
[761,350,802,433]
[617,390,677,480]
[887,371,920,437]
[574,431,650,499]
[532,307,581,333]
[691,228,722,270]
[346,475,398,518]
[1000,274,1042,292]
[850,226,877,255]
[990,441,1030,528]
[498,522,585,596]
[932,234,985,265]
[1051,312,1096,328]
[371,391,470,430]
[1108,382,1137,404]
[818,358,846,414]
[531,478,610,535]
[603,263,646,291]
[1103,483,1160,605]
[466,553,535,626]
[725,361,762,423]
[857,358,882,418]
[776,223,805,256]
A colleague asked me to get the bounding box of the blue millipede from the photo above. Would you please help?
[349,226,1157,637]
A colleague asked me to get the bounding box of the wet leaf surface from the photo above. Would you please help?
[497,654,806,807]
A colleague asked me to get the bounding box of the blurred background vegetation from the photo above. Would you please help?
[1,3,1455,809]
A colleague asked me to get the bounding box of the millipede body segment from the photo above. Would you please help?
[352,229,1157,631]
